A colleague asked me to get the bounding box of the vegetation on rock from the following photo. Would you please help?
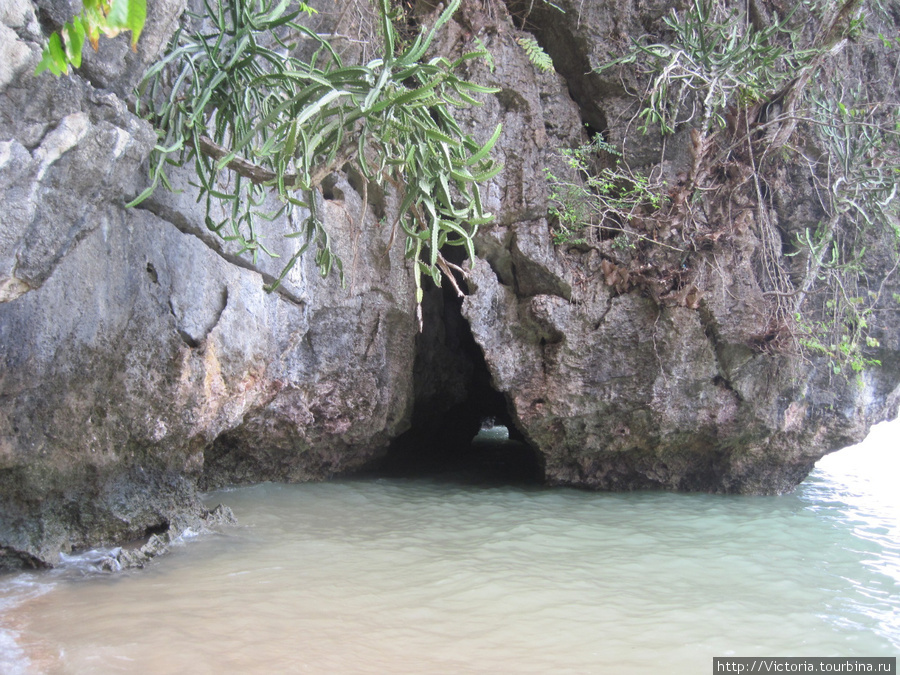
[546,0,899,375]
[36,0,148,74]
[38,0,502,323]
[516,35,554,73]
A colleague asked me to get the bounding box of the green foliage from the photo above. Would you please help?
[473,36,495,73]
[516,36,554,73]
[596,0,809,135]
[36,0,147,75]
[795,309,881,376]
[790,81,900,374]
[546,177,588,245]
[545,136,664,246]
[587,0,896,377]
[813,88,900,232]
[130,0,501,306]
[611,232,636,251]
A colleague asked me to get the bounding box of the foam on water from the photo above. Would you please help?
[0,575,55,674]
[0,423,897,673]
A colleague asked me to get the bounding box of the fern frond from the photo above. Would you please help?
[473,35,495,73]
[516,36,554,73]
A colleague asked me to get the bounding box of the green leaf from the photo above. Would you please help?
[127,0,147,47]
[362,65,392,111]
[430,218,440,266]
[424,128,462,146]
[63,18,86,68]
[450,167,476,182]
[107,0,145,40]
[36,32,68,76]
[282,119,299,163]
[259,0,291,27]
[106,0,129,28]
[403,0,460,67]
[367,79,443,115]
[466,123,502,166]
[449,89,481,106]
[468,162,504,182]
[379,0,395,56]
[516,36,554,72]
[397,32,428,67]
[453,80,501,95]
[436,173,460,215]
[126,184,157,208]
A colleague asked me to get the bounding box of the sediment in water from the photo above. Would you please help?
[2,0,900,567]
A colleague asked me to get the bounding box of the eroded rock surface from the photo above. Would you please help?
[459,0,900,492]
[0,0,417,568]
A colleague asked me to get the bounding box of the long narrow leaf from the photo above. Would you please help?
[465,123,502,165]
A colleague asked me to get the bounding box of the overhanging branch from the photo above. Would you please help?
[194,135,357,191]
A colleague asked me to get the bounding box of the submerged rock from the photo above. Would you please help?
[52,505,238,572]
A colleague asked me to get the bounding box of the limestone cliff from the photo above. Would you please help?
[460,0,900,493]
[0,0,418,568]
[1,0,898,569]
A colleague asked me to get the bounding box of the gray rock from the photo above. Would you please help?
[1,0,418,568]
[457,0,900,493]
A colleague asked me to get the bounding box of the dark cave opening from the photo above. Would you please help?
[365,256,545,486]
[372,410,544,485]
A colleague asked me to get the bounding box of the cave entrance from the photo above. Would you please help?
[366,273,545,486]
[373,407,545,486]
[373,407,544,485]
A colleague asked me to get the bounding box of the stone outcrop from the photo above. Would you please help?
[2,0,899,568]
[1,0,418,568]
[459,0,900,492]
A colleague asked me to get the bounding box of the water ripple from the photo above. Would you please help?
[0,425,898,672]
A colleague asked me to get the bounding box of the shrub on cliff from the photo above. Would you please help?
[38,0,502,326]
[546,0,899,376]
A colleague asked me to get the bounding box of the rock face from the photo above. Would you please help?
[1,0,899,567]
[459,0,900,492]
[0,0,418,568]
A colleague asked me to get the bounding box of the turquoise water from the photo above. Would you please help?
[1,423,898,673]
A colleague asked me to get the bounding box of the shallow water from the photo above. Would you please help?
[1,424,898,674]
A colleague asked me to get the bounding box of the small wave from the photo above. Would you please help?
[0,627,29,675]
[58,547,125,573]
[0,575,56,674]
